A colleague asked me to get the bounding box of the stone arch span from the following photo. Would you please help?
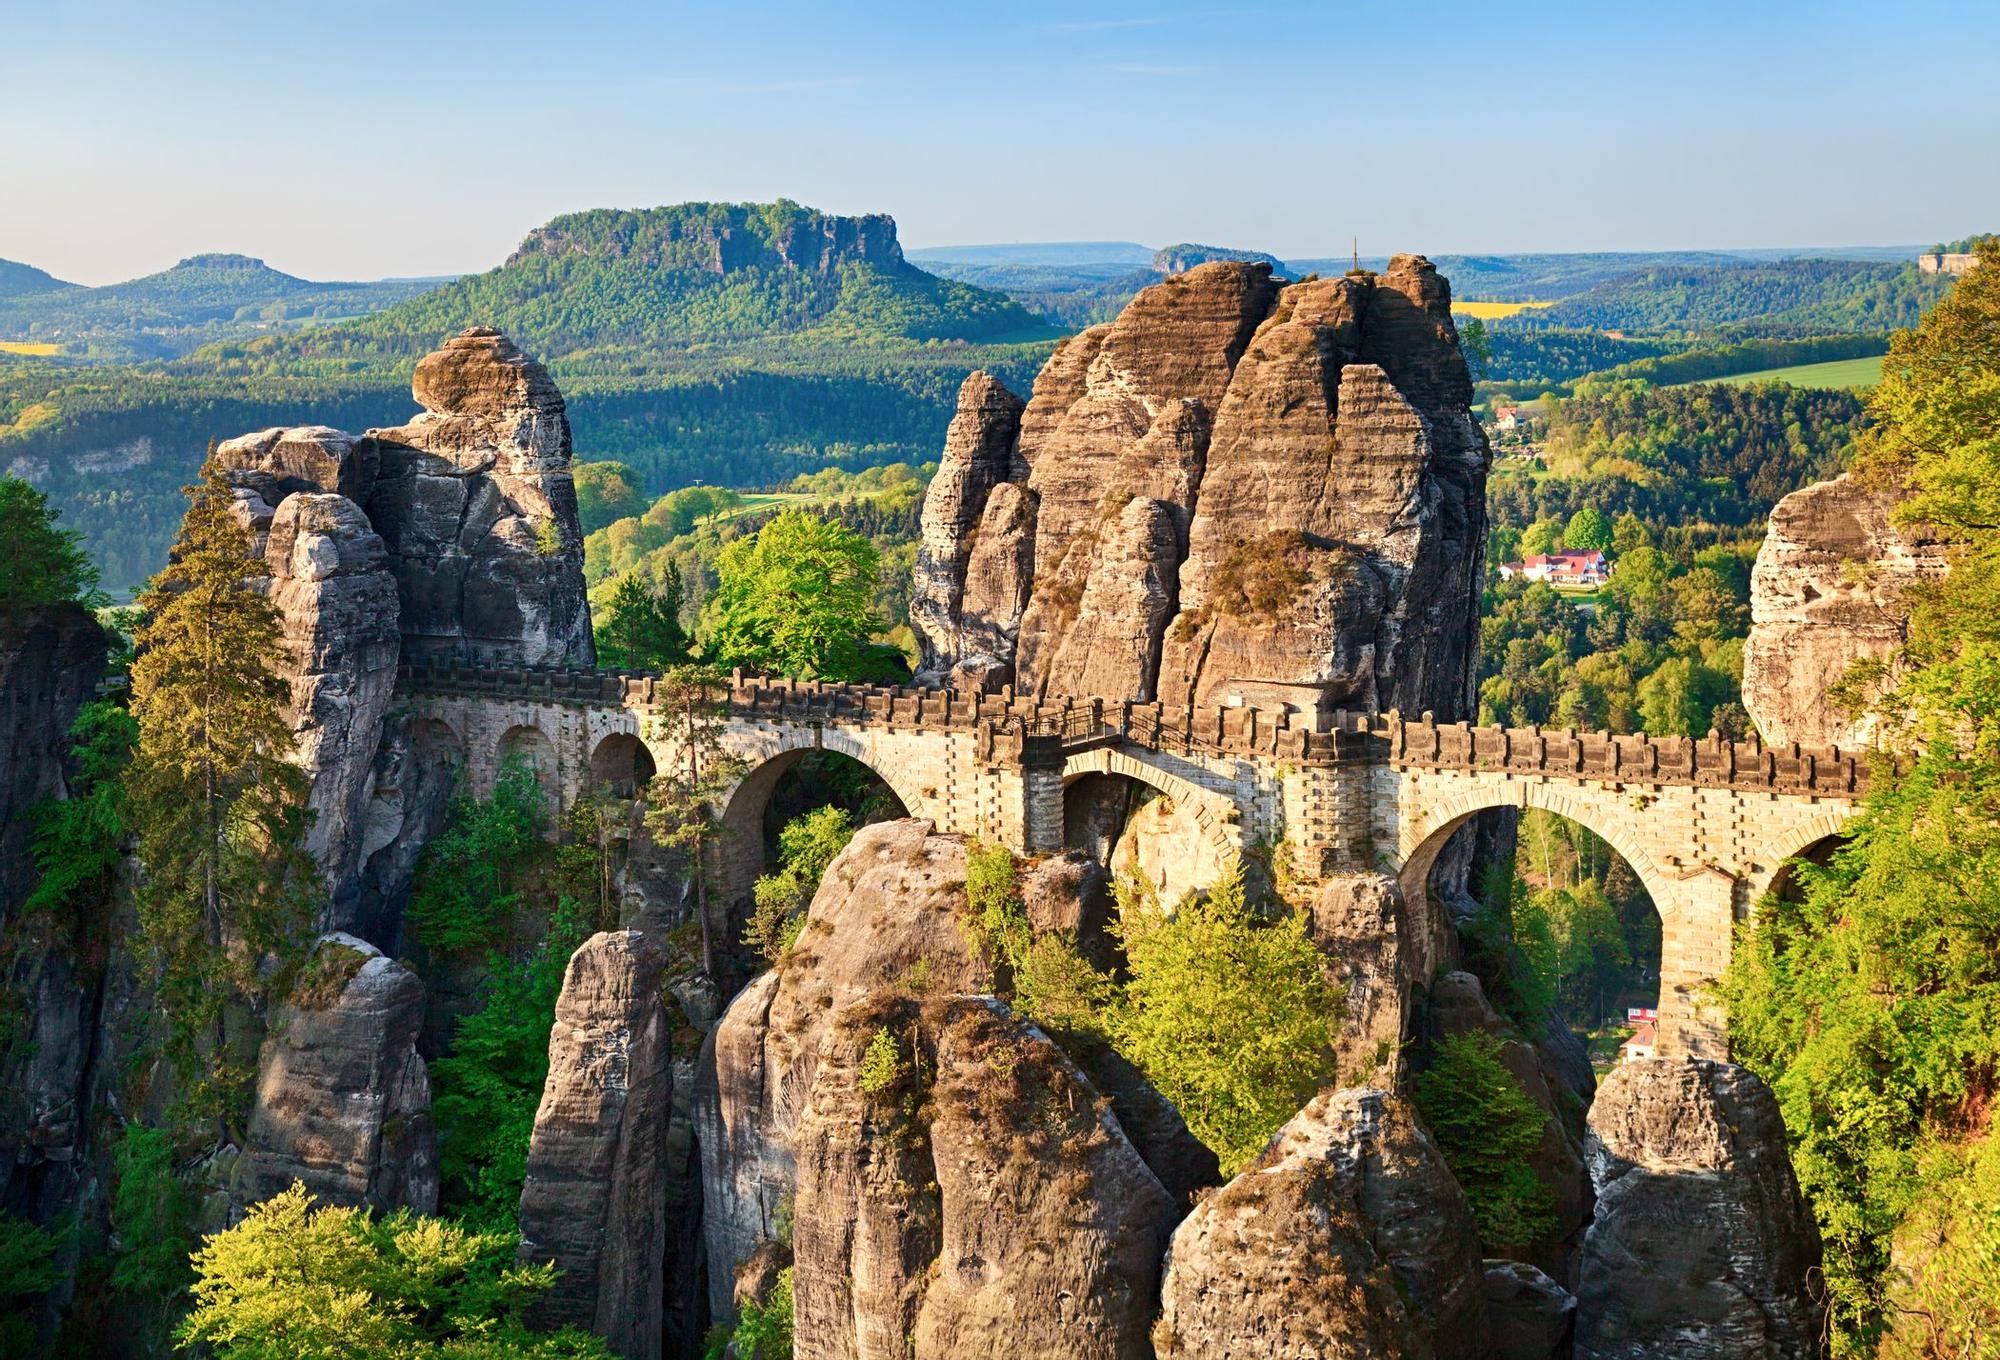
[588,731,656,798]
[1741,806,1855,904]
[709,723,931,906]
[1060,746,1242,901]
[495,723,559,804]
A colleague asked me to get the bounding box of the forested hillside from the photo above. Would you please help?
[0,202,1056,593]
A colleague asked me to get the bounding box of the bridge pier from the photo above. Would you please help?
[1654,867,1737,1059]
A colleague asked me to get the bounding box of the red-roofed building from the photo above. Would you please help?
[1498,549,1608,587]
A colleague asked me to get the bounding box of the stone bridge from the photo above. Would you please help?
[395,660,1886,1057]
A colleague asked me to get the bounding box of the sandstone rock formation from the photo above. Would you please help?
[1484,1259,1577,1360]
[366,328,593,669]
[911,998,1176,1359]
[1310,872,1412,1083]
[696,820,992,1319]
[262,493,401,924]
[1575,1058,1825,1360]
[209,328,594,936]
[1743,471,1948,747]
[1156,1087,1488,1360]
[914,256,1489,724]
[517,931,676,1360]
[239,933,437,1215]
[0,604,108,1203]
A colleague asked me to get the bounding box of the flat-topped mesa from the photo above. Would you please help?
[365,327,595,669]
[912,255,1489,723]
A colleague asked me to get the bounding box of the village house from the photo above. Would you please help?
[1498,548,1609,587]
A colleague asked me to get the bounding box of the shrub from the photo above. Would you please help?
[1413,1030,1558,1256]
[745,806,856,963]
[1110,858,1340,1174]
[177,1183,610,1358]
[858,1028,903,1096]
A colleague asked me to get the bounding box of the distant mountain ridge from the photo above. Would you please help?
[0,252,443,358]
[0,258,77,298]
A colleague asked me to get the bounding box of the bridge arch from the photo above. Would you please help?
[588,732,657,798]
[1061,747,1241,901]
[495,723,560,804]
[1741,806,1856,904]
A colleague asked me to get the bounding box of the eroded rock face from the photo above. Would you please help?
[240,933,437,1216]
[912,998,1177,1360]
[912,373,1028,681]
[914,256,1488,723]
[1485,1259,1577,1360]
[1743,471,1949,747]
[1311,872,1411,1085]
[367,328,594,668]
[1576,1058,1825,1360]
[214,424,379,507]
[695,821,991,1319]
[1156,1087,1488,1360]
[263,493,400,927]
[517,931,675,1360]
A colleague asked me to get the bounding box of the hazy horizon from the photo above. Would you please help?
[5,0,1997,286]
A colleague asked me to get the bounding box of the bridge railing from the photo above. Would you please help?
[395,661,1891,796]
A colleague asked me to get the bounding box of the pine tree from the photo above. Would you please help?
[594,563,689,671]
[0,474,100,620]
[643,663,745,977]
[128,451,311,1115]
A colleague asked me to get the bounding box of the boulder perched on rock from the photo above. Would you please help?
[913,255,1488,724]
[240,933,437,1215]
[263,493,400,925]
[366,328,594,668]
[1485,1259,1576,1360]
[1156,1087,1488,1360]
[1575,1058,1825,1360]
[214,424,379,507]
[1743,471,1948,747]
[696,820,992,1319]
[517,931,675,1360]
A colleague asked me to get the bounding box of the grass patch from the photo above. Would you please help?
[1683,354,1884,391]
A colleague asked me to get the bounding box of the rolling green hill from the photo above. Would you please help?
[1513,259,1950,335]
[0,257,77,297]
[2,201,1059,593]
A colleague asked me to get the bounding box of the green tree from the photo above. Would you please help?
[1414,1031,1559,1256]
[745,805,856,963]
[645,664,747,977]
[406,755,549,955]
[1518,518,1562,558]
[1668,566,1750,644]
[703,510,884,680]
[127,455,311,1112]
[594,565,690,671]
[177,1183,610,1358]
[1722,240,2000,1351]
[1610,511,1653,556]
[1513,880,1629,1026]
[572,460,645,532]
[25,700,137,915]
[1111,859,1340,1174]
[0,1210,62,1354]
[1635,655,1734,736]
[0,474,99,620]
[1562,506,1611,552]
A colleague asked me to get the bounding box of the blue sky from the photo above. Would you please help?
[4,0,1997,284]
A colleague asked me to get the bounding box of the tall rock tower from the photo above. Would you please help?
[912,256,1489,724]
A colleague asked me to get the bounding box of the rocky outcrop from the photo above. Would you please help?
[911,372,1028,684]
[913,256,1488,724]
[1156,1087,1488,1360]
[1484,1259,1577,1360]
[0,604,105,917]
[1575,1058,1825,1360]
[696,821,992,1319]
[517,931,676,1360]
[367,327,594,669]
[1310,872,1412,1083]
[912,998,1176,1359]
[208,329,592,937]
[240,933,437,1215]
[263,493,400,924]
[1743,471,1949,746]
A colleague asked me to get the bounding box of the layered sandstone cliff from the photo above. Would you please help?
[212,328,593,933]
[1743,471,1948,747]
[913,256,1488,721]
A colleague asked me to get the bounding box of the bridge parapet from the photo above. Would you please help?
[1361,710,1895,797]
